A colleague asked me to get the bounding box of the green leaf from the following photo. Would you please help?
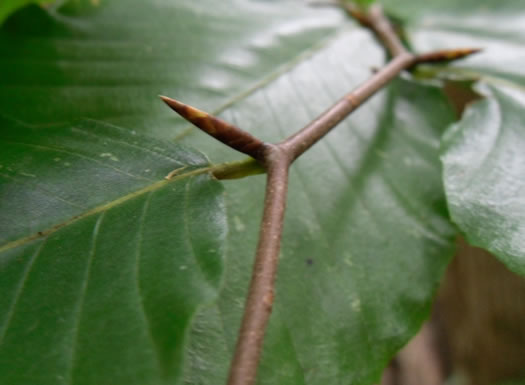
[0,0,344,139]
[379,1,525,85]
[381,0,520,20]
[390,2,525,275]
[441,83,525,275]
[0,118,227,384]
[1,1,459,384]
[185,74,457,384]
[406,12,525,84]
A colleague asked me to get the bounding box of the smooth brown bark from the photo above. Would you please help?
[226,146,290,385]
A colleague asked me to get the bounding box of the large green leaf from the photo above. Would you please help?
[165,8,458,380]
[0,118,227,384]
[1,1,460,384]
[0,0,344,139]
[381,0,520,20]
[441,83,525,275]
[0,118,219,243]
[393,3,525,275]
[407,12,525,84]
[380,1,525,85]
[185,74,457,384]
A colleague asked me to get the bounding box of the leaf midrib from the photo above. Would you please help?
[0,165,215,253]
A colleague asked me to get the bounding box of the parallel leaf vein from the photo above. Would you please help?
[67,212,105,385]
[134,191,163,370]
[0,239,46,344]
[2,140,152,181]
[0,166,213,254]
[72,122,187,165]
[0,172,86,209]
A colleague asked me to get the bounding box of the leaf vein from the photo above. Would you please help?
[0,166,214,254]
[67,212,105,385]
[2,140,152,181]
[71,123,186,165]
[134,191,163,371]
[184,177,212,288]
[0,173,85,209]
[0,239,47,344]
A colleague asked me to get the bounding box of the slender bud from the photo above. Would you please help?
[160,95,265,160]
[415,48,482,64]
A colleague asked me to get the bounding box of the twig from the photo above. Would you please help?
[227,146,290,385]
[345,4,481,65]
[160,4,481,385]
[346,4,408,57]
[280,52,414,160]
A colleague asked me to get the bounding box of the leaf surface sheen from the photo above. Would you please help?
[0,0,345,139]
[0,1,463,384]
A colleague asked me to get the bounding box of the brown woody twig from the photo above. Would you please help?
[160,4,480,385]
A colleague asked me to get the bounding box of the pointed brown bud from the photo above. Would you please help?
[415,48,482,64]
[160,95,265,160]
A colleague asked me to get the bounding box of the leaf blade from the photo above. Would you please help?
[184,41,457,382]
[0,119,227,385]
[387,2,525,276]
[441,83,525,275]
